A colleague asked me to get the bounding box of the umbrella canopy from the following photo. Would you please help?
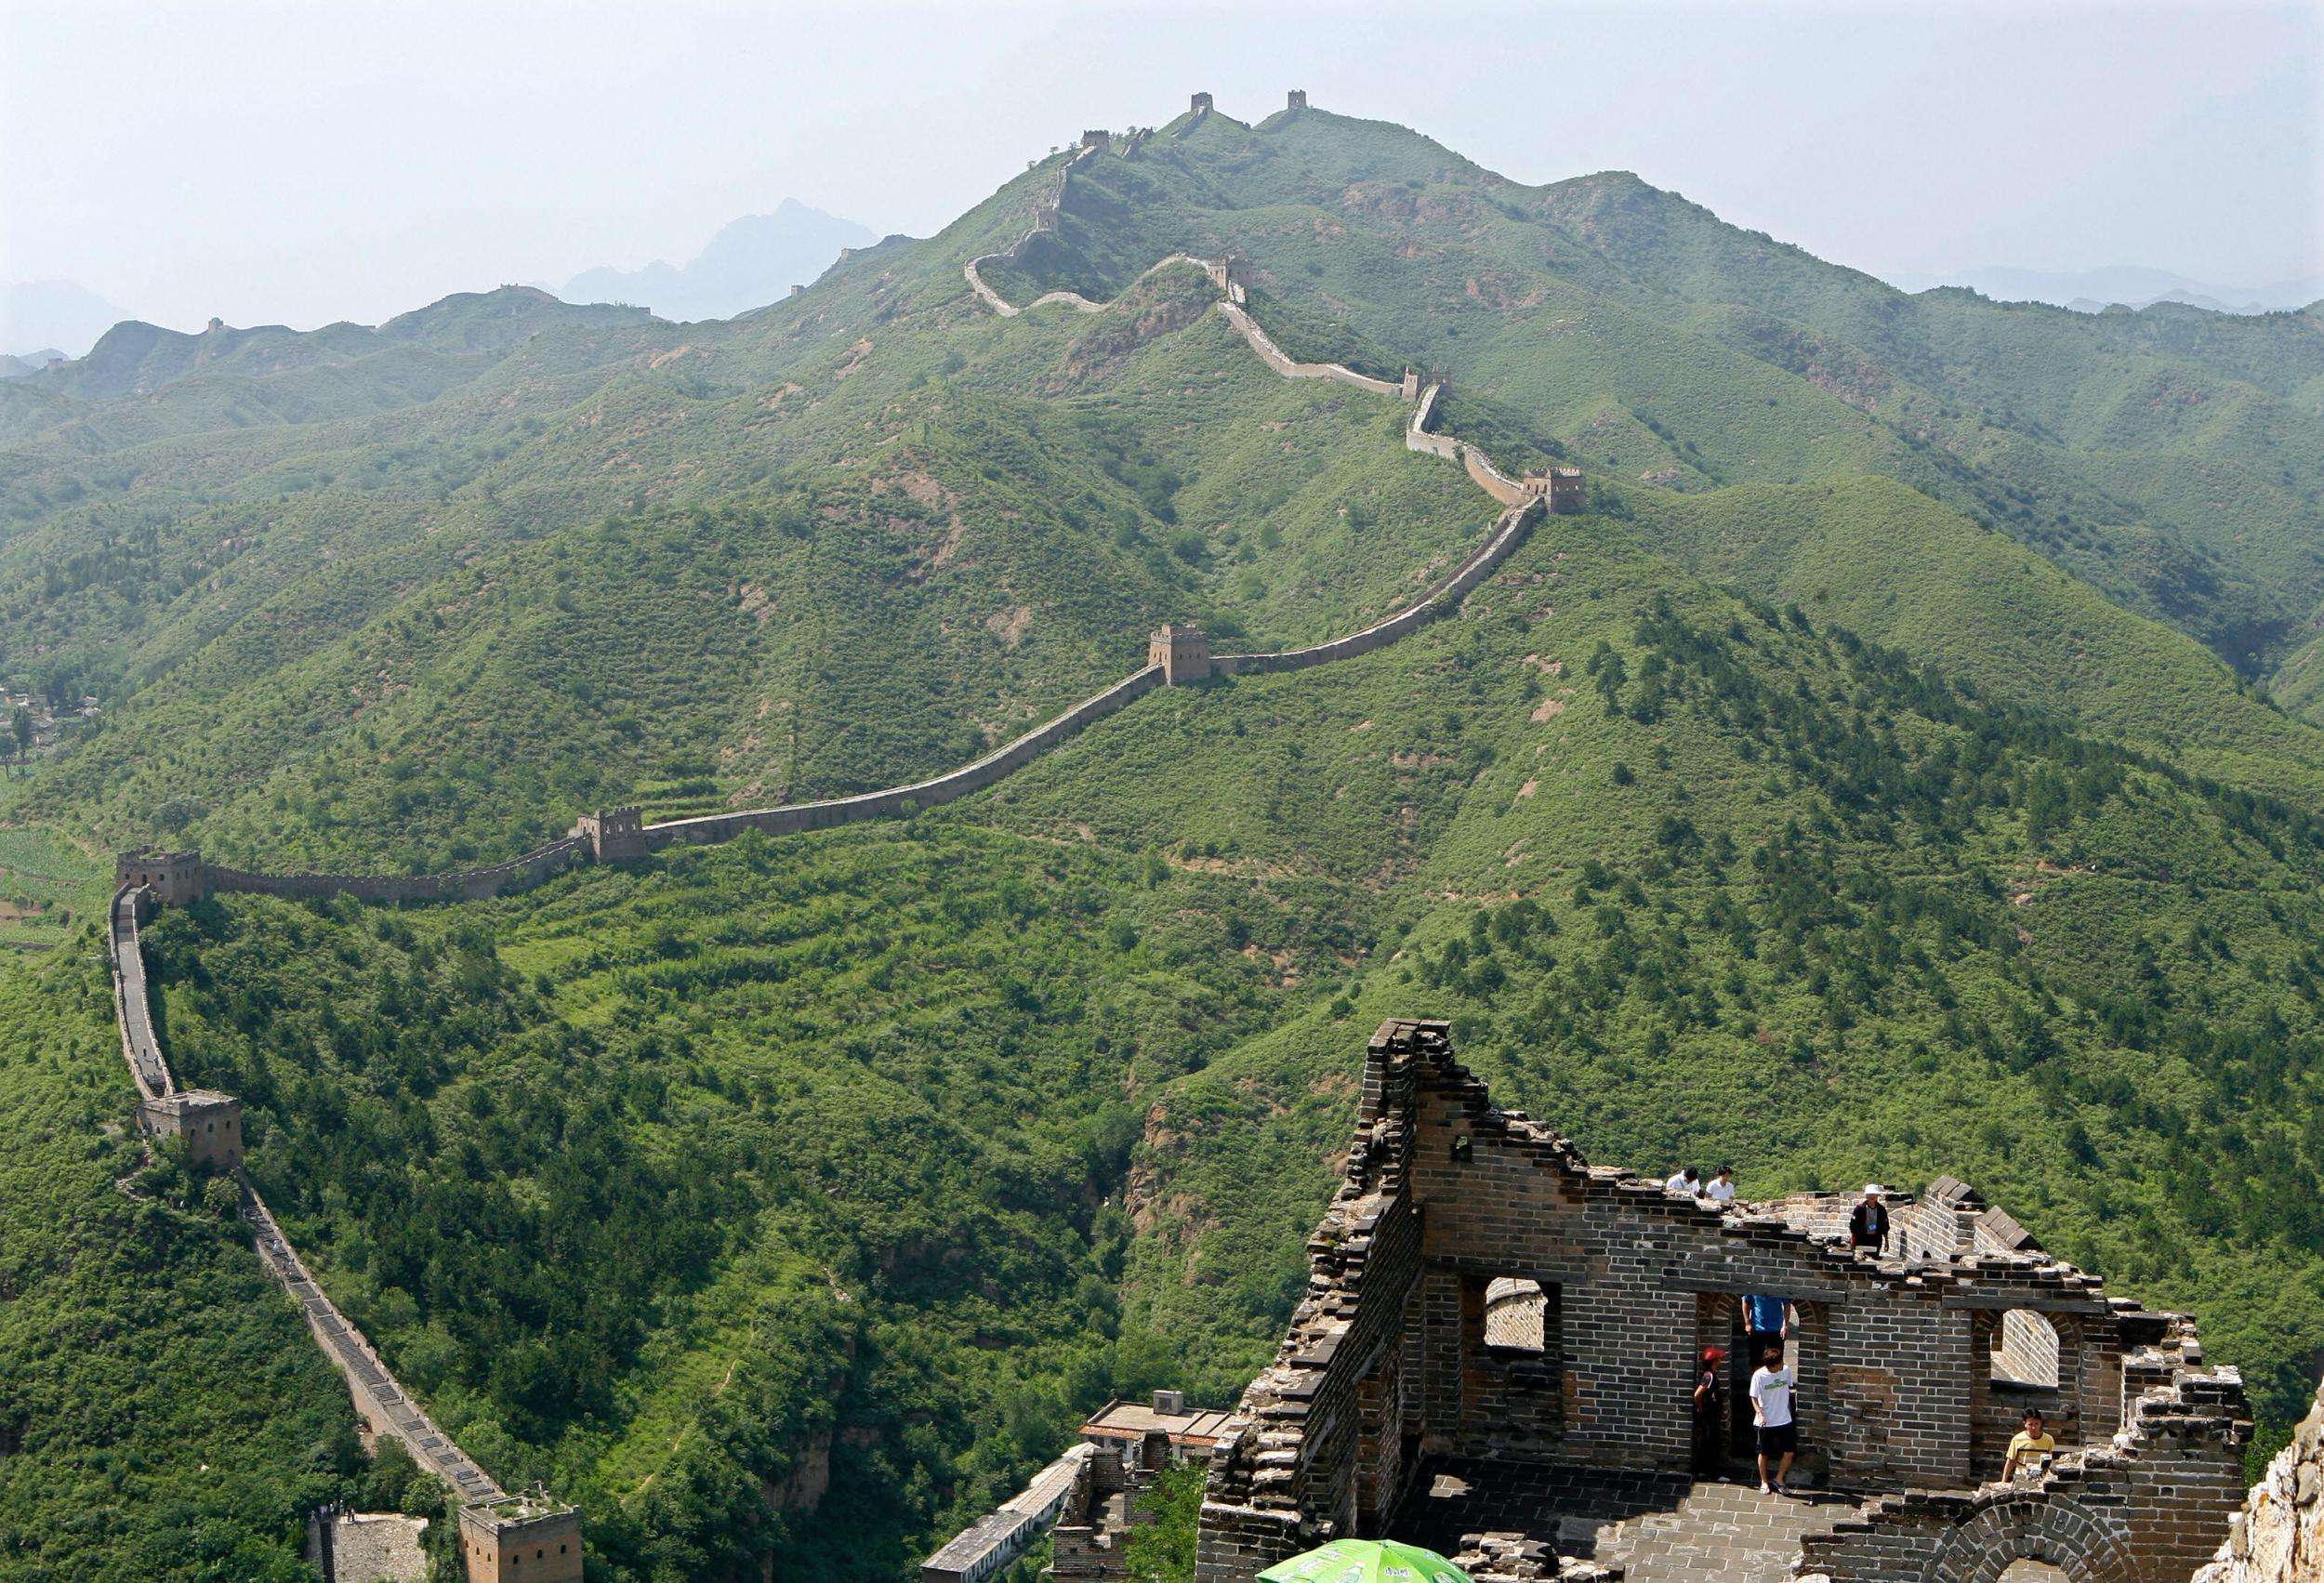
[1258,1539,1472,1583]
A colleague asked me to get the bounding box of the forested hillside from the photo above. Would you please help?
[2,98,2320,1581]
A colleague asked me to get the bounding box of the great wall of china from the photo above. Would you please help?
[95,95,1572,1581]
[86,91,2312,1583]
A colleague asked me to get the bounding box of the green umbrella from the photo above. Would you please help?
[1259,1539,1472,1583]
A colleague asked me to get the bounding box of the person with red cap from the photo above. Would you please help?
[1693,1346,1727,1476]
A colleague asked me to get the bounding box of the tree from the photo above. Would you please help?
[7,706,28,771]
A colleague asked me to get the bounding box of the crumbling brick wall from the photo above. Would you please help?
[1196,1020,2250,1583]
[2193,1376,2324,1583]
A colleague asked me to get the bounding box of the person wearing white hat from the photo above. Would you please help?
[1849,1184,1890,1254]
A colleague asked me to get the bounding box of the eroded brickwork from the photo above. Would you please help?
[1193,1021,2252,1583]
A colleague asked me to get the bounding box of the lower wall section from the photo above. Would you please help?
[241,1181,505,1505]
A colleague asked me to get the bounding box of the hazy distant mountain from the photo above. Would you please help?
[1,280,135,358]
[561,199,876,323]
[1893,263,2324,315]
[0,349,68,380]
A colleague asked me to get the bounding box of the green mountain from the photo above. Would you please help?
[2,100,2320,1580]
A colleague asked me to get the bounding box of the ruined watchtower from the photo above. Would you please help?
[1079,129,1111,153]
[1286,89,1308,112]
[1147,624,1211,685]
[459,1493,582,1583]
[116,849,206,906]
[1190,92,1213,113]
[1192,1019,2252,1583]
[138,1090,244,1173]
[577,807,647,864]
[1523,467,1586,515]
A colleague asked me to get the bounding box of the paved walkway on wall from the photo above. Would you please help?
[1393,1459,1880,1583]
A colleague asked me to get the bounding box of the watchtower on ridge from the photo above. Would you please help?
[1524,467,1586,514]
[116,849,206,905]
[1286,89,1308,111]
[1148,624,1212,685]
[1189,92,1213,113]
[1078,129,1111,152]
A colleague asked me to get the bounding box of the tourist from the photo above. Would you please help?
[1849,1184,1890,1254]
[1705,1165,1737,1205]
[1750,1344,1797,1495]
[1743,1292,1788,1358]
[2002,1408,2056,1483]
[1664,1165,1701,1195]
[1693,1347,1726,1476]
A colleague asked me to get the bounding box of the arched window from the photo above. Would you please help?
[1483,1276,1546,1353]
[1991,1309,2061,1389]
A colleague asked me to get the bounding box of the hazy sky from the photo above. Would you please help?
[5,0,2318,335]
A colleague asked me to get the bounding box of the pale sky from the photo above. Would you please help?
[5,0,2319,336]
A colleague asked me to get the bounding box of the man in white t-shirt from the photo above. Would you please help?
[1749,1345,1797,1495]
[1664,1166,1701,1195]
[1704,1166,1737,1205]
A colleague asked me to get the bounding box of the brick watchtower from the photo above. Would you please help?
[1286,89,1308,111]
[115,849,206,905]
[138,1090,244,1173]
[578,808,647,863]
[1190,92,1213,113]
[459,1493,582,1583]
[1147,624,1212,685]
[1078,129,1111,152]
[1524,468,1586,514]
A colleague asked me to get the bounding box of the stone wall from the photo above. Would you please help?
[242,1178,507,1507]
[923,1444,1096,1583]
[1406,383,1460,460]
[109,889,171,1099]
[2193,1377,2324,1583]
[646,666,1165,851]
[1464,444,1530,507]
[1213,500,1541,679]
[205,836,588,905]
[1195,1020,2249,1583]
[1214,302,1407,398]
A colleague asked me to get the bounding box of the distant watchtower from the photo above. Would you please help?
[1524,467,1587,514]
[1286,89,1308,111]
[1079,129,1111,152]
[138,1090,244,1173]
[1148,624,1212,685]
[1399,368,1421,402]
[459,1493,582,1583]
[116,849,206,906]
[1190,92,1213,113]
[578,808,647,864]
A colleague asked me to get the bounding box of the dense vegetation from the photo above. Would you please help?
[0,950,378,1580]
[1,98,2319,1579]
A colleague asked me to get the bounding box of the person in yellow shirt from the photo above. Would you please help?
[2002,1408,2056,1481]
